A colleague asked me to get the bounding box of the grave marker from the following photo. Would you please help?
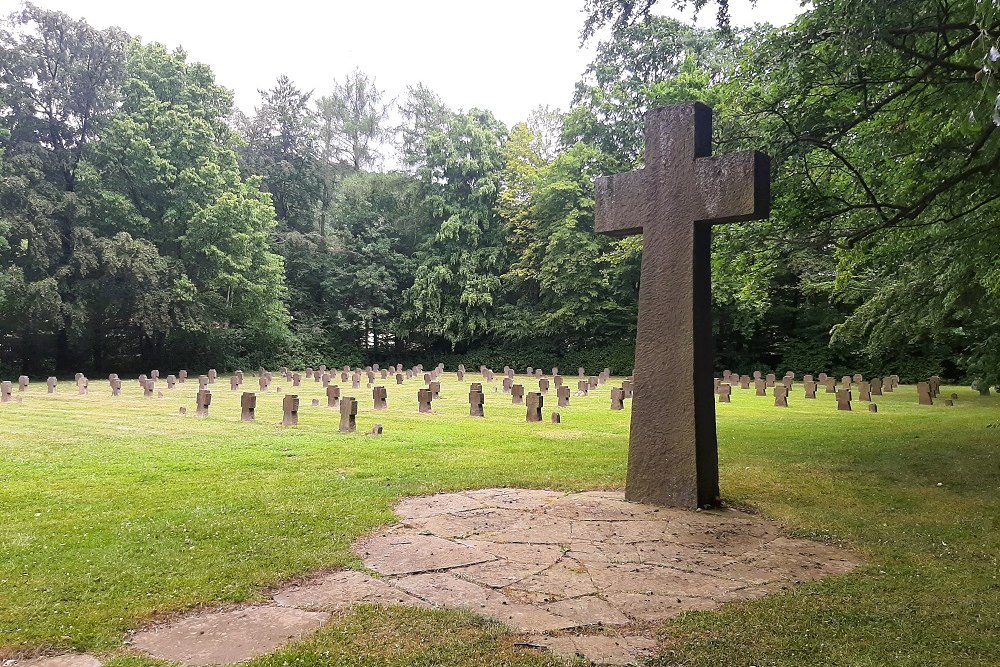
[773,385,788,407]
[836,389,852,411]
[47,377,57,394]
[196,389,212,417]
[718,383,731,403]
[469,388,484,417]
[418,388,433,413]
[373,386,387,410]
[611,387,626,409]
[526,391,543,422]
[241,392,256,421]
[282,395,299,426]
[557,384,570,407]
[511,384,525,404]
[327,385,340,409]
[594,102,770,507]
[339,397,357,432]
[918,382,933,405]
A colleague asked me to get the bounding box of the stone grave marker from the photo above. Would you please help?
[774,385,788,407]
[292,373,301,387]
[526,391,543,422]
[196,389,212,417]
[804,381,817,399]
[753,370,762,380]
[841,375,852,388]
[282,395,299,426]
[305,368,314,379]
[527,366,534,376]
[551,366,559,376]
[167,374,177,389]
[511,384,525,405]
[622,378,633,398]
[352,372,361,389]
[858,381,872,402]
[327,385,340,409]
[198,375,209,390]
[551,411,561,423]
[1,381,12,402]
[341,371,349,382]
[143,379,155,397]
[825,378,836,393]
[502,377,513,394]
[111,378,122,396]
[47,377,57,394]
[373,386,387,411]
[871,377,883,396]
[553,374,563,387]
[418,388,433,413]
[578,367,585,377]
[739,375,750,390]
[138,373,148,386]
[577,379,589,396]
[151,370,160,381]
[230,376,240,391]
[557,384,570,407]
[765,373,776,388]
[340,397,357,433]
[18,376,28,392]
[396,373,404,385]
[208,369,217,384]
[803,374,814,383]
[718,383,731,403]
[178,370,187,383]
[588,375,599,389]
[469,388,484,417]
[78,377,88,395]
[241,392,256,421]
[818,372,828,382]
[853,373,863,385]
[429,381,441,399]
[538,377,550,394]
[754,379,766,396]
[918,382,933,405]
[611,387,626,409]
[869,403,878,413]
[457,369,465,381]
[836,389,852,411]
[601,109,775,513]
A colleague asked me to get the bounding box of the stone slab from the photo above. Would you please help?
[355,534,495,575]
[522,634,658,666]
[132,605,329,666]
[272,570,426,611]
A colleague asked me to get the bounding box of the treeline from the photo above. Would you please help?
[1,1,998,386]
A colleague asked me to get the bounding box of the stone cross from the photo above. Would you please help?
[18,376,28,392]
[576,380,589,396]
[918,382,933,405]
[804,381,817,399]
[611,387,625,410]
[196,389,212,417]
[396,373,404,385]
[511,384,525,405]
[47,377,57,394]
[241,392,256,421]
[836,389,852,411]
[429,381,441,400]
[469,388,484,417]
[538,378,550,394]
[282,395,299,426]
[178,370,187,383]
[525,391,543,422]
[327,384,340,409]
[111,378,122,396]
[717,383,731,404]
[773,385,788,407]
[339,397,357,432]
[594,102,770,508]
[373,386,387,411]
[1,381,11,402]
[557,384,570,407]
[418,388,433,413]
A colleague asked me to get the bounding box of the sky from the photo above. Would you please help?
[1,0,807,127]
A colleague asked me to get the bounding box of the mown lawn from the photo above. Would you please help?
[1,374,997,666]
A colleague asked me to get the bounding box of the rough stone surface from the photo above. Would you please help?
[11,656,102,667]
[130,488,859,667]
[521,634,658,666]
[594,102,770,509]
[131,606,329,666]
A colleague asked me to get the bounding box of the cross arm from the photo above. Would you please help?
[594,169,649,237]
[694,151,771,224]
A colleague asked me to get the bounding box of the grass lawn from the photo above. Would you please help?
[1,374,997,666]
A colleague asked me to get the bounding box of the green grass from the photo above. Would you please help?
[1,375,998,666]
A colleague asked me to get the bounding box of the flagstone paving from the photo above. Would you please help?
[22,489,860,667]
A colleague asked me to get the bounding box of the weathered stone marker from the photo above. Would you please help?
[918,382,933,406]
[418,388,433,413]
[511,384,525,405]
[526,391,543,422]
[373,386,387,411]
[836,389,852,411]
[339,397,357,432]
[196,389,212,417]
[469,388,484,417]
[0,381,11,402]
[611,387,626,410]
[282,395,299,426]
[804,381,817,399]
[47,377,57,394]
[429,381,441,400]
[18,376,28,392]
[717,383,731,404]
[557,384,570,407]
[241,392,256,422]
[594,102,770,507]
[773,385,788,408]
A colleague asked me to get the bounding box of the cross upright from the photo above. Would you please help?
[595,102,770,508]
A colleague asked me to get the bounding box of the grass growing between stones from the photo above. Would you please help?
[1,376,998,665]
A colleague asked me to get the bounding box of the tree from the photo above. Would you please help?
[315,69,391,171]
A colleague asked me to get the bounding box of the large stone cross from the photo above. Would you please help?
[595,102,770,508]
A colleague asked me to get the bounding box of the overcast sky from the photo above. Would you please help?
[2,0,806,127]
